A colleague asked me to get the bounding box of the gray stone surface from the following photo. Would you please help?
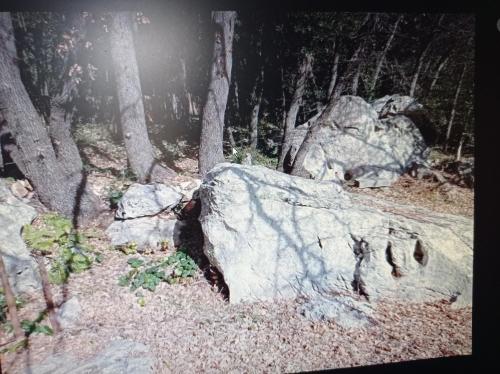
[298,295,376,329]
[106,217,185,250]
[56,296,82,329]
[290,96,429,187]
[371,94,424,118]
[29,339,153,374]
[199,163,473,308]
[0,179,41,295]
[116,183,182,219]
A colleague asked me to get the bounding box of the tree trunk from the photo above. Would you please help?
[109,11,175,183]
[444,63,467,152]
[327,44,339,100]
[276,53,313,172]
[370,15,403,94]
[0,256,23,339]
[198,11,236,177]
[409,14,445,98]
[0,12,100,225]
[428,56,448,94]
[249,66,264,150]
[351,64,362,96]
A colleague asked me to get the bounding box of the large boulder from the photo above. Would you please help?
[116,183,182,219]
[199,164,473,308]
[0,179,41,295]
[289,96,429,188]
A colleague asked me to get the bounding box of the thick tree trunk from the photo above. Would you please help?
[198,11,236,177]
[276,53,313,172]
[109,11,175,183]
[444,63,467,152]
[370,15,403,94]
[0,12,100,225]
[249,66,264,150]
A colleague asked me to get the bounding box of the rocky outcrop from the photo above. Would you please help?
[116,183,182,219]
[199,164,473,309]
[289,96,429,188]
[0,179,41,295]
[107,182,185,251]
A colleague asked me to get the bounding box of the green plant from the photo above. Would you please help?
[118,249,198,295]
[107,188,124,209]
[22,213,96,285]
[116,241,138,255]
[229,147,278,169]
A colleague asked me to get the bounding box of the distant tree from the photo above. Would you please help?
[108,11,176,183]
[198,11,236,177]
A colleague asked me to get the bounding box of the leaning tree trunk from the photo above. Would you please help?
[428,56,448,94]
[370,15,403,95]
[326,43,339,100]
[276,53,313,172]
[198,11,236,177]
[109,11,175,183]
[0,12,100,225]
[249,66,264,150]
[444,63,467,152]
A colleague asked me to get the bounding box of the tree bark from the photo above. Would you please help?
[370,15,403,94]
[198,11,236,177]
[428,56,448,94]
[444,63,467,152]
[276,53,313,172]
[109,11,175,183]
[0,12,100,225]
[0,256,23,339]
[249,66,264,150]
[327,42,339,100]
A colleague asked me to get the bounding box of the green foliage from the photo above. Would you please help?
[107,189,124,209]
[118,249,198,295]
[116,242,138,255]
[22,213,96,284]
[20,319,53,336]
[229,147,278,169]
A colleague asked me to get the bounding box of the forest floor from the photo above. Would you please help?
[2,125,473,373]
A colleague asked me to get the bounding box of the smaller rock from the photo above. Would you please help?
[56,297,82,329]
[106,217,185,250]
[116,183,182,219]
[298,295,376,329]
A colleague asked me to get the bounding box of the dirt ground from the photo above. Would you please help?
[1,127,473,373]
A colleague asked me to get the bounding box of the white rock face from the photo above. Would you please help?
[371,94,424,118]
[0,179,41,295]
[290,95,428,187]
[29,339,153,374]
[106,217,185,250]
[56,297,82,329]
[116,183,182,219]
[199,164,473,308]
